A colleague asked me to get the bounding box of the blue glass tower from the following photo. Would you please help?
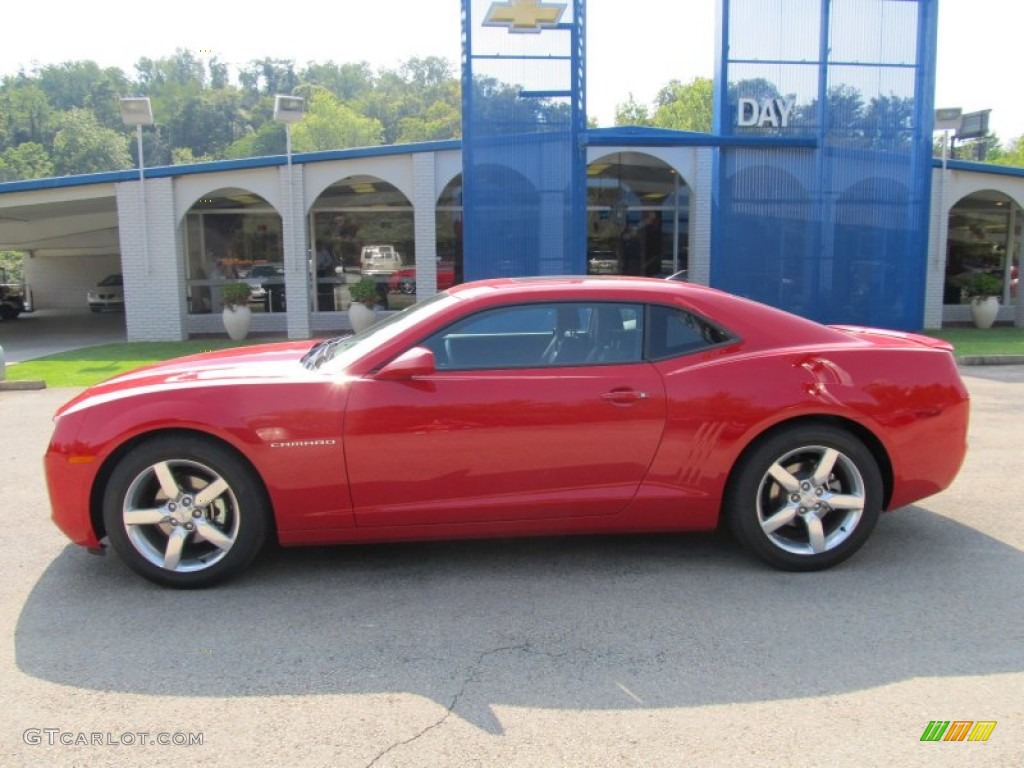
[711,0,939,330]
[461,0,587,280]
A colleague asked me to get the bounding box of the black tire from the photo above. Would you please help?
[399,278,416,295]
[725,424,882,571]
[102,435,269,588]
[0,303,17,320]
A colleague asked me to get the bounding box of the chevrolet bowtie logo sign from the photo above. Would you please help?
[483,0,567,33]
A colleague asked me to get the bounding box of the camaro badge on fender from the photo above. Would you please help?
[269,439,338,449]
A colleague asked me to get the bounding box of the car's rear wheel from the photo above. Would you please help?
[102,436,269,588]
[725,424,882,571]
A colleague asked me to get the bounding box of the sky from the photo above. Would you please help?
[2,0,1021,141]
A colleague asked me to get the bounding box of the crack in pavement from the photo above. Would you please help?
[362,642,536,768]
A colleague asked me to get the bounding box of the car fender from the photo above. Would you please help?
[54,383,354,540]
[632,349,896,527]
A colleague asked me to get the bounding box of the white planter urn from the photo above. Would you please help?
[222,305,252,340]
[348,302,377,333]
[970,296,999,329]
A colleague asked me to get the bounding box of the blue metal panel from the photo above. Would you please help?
[461,0,586,280]
[712,0,937,330]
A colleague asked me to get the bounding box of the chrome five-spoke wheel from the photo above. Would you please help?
[103,437,268,588]
[726,425,882,571]
[122,458,240,572]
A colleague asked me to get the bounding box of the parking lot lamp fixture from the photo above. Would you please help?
[120,97,154,273]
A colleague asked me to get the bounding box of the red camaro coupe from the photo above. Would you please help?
[45,277,969,588]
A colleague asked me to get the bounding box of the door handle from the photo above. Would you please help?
[600,389,649,404]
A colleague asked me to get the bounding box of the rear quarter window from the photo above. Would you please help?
[647,304,734,360]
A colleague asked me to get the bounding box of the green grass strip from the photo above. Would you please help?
[5,339,274,388]
[925,327,1024,357]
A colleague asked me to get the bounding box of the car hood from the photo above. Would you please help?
[56,341,321,417]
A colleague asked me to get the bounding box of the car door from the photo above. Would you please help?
[343,301,667,527]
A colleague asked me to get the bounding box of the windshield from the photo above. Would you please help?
[302,291,458,372]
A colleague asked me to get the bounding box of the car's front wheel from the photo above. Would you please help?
[102,436,269,588]
[725,424,882,571]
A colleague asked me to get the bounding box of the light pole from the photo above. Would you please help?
[120,97,154,273]
[274,95,305,160]
[273,95,305,311]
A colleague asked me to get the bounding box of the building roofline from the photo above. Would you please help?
[5,138,1024,197]
[0,139,462,195]
[932,157,1024,178]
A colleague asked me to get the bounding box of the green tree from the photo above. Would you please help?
[209,58,230,90]
[224,122,286,159]
[0,79,55,147]
[0,251,26,282]
[614,94,652,126]
[51,108,132,175]
[166,88,246,158]
[301,61,375,102]
[0,142,54,181]
[239,58,298,96]
[172,147,196,165]
[400,57,455,99]
[652,77,713,132]
[36,61,129,129]
[135,49,207,92]
[613,78,714,132]
[355,57,460,144]
[290,91,383,151]
[953,133,1005,163]
[395,98,461,143]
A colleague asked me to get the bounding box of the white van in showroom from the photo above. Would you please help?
[360,245,404,276]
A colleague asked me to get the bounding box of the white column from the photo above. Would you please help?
[413,153,438,297]
[116,177,186,341]
[690,148,714,286]
[280,162,310,339]
[923,167,950,329]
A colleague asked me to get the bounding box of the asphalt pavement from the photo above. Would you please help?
[0,368,1021,767]
[0,309,126,364]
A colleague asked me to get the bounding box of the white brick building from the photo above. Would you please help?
[1,141,1022,341]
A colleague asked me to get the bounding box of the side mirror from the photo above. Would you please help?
[375,347,437,380]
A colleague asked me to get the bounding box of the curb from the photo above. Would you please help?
[0,380,47,390]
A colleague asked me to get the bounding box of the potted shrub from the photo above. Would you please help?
[221,282,253,340]
[963,272,1002,329]
[347,277,380,333]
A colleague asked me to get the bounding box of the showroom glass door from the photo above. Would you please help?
[586,153,690,279]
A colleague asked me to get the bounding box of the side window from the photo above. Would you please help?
[585,304,644,364]
[422,302,644,370]
[647,304,733,360]
[423,305,558,370]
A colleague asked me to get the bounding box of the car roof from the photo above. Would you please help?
[446,276,849,348]
[447,275,713,301]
